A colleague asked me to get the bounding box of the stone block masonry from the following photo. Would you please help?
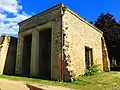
[62,8,110,81]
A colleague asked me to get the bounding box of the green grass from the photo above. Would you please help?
[1,72,120,90]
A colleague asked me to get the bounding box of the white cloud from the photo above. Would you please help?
[0,0,22,13]
[0,22,18,35]
[6,12,30,23]
[0,0,31,37]
[0,13,7,21]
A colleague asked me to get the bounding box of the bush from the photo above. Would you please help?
[84,65,99,76]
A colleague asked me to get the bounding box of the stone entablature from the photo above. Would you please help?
[19,4,63,33]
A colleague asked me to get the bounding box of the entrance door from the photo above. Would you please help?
[22,34,32,76]
[39,28,51,79]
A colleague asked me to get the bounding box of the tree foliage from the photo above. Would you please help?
[94,13,120,67]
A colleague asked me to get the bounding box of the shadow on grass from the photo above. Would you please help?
[0,74,92,87]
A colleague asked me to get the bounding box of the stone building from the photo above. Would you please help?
[0,35,17,75]
[15,4,110,81]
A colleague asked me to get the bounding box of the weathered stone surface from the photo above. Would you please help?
[101,37,110,72]
[0,35,17,75]
[62,7,110,81]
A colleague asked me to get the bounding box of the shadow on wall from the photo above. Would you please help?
[0,36,17,75]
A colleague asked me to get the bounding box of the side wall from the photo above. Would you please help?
[0,36,17,75]
[3,37,17,75]
[0,36,10,74]
[62,9,103,80]
[101,37,110,72]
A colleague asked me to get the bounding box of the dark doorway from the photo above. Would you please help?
[85,46,93,69]
[38,28,51,79]
[22,34,32,76]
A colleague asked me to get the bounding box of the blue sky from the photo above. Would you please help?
[0,0,120,37]
[21,0,120,21]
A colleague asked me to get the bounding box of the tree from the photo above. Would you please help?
[94,13,120,67]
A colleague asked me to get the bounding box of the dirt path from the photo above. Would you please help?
[0,78,74,90]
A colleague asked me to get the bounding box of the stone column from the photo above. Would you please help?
[15,34,24,75]
[51,19,62,81]
[30,29,39,77]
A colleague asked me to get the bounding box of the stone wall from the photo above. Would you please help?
[0,36,17,75]
[101,37,110,72]
[62,8,105,81]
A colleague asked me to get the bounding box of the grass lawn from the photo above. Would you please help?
[0,72,120,90]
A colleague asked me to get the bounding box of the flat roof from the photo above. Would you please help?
[19,3,102,34]
[18,3,63,25]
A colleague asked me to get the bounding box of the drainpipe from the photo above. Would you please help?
[61,60,64,81]
[61,4,67,81]
[61,5,64,81]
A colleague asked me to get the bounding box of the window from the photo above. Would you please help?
[85,46,93,68]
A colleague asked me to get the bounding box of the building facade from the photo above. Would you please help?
[15,4,110,81]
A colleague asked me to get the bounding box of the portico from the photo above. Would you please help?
[15,4,63,80]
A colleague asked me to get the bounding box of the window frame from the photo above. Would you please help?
[85,46,93,69]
